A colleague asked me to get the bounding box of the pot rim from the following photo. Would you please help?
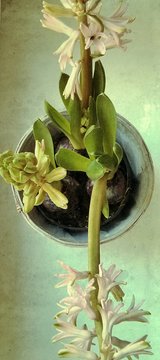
[12,114,154,246]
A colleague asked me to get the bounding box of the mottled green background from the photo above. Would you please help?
[0,1,159,359]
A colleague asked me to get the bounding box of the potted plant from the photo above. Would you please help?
[0,0,154,246]
[0,1,154,358]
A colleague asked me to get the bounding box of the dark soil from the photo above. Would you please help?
[38,136,133,230]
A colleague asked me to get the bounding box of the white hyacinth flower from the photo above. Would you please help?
[99,296,150,343]
[60,279,96,320]
[96,264,126,303]
[80,15,132,56]
[113,339,152,359]
[58,343,99,359]
[52,318,93,344]
[63,61,82,100]
[83,0,135,54]
[99,299,124,344]
[100,1,135,47]
[80,21,108,55]
[41,12,73,35]
[55,30,80,71]
[114,295,151,325]
[103,0,134,34]
[55,260,89,287]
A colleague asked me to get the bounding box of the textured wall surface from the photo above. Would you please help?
[0,1,159,359]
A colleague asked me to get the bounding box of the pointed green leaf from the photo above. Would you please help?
[86,159,105,180]
[44,100,71,138]
[88,96,97,126]
[55,148,90,172]
[84,125,103,159]
[102,199,109,218]
[96,94,117,156]
[69,95,84,148]
[97,154,118,171]
[59,73,70,111]
[114,142,123,165]
[33,119,56,168]
[93,60,106,99]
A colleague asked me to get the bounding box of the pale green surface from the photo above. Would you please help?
[0,1,159,359]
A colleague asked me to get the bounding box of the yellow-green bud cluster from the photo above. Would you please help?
[0,141,68,213]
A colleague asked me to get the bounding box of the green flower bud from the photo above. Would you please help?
[0,167,12,183]
[0,140,68,213]
[0,151,13,165]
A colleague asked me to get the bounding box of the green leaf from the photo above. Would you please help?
[97,154,118,171]
[69,95,84,148]
[96,94,117,156]
[86,159,105,180]
[59,73,70,112]
[84,125,103,159]
[88,96,97,126]
[114,142,123,165]
[55,148,91,172]
[102,199,109,218]
[33,119,56,168]
[93,60,106,99]
[44,100,71,138]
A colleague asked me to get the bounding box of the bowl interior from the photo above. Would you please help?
[12,115,154,246]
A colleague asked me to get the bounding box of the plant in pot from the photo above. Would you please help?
[0,0,154,245]
[0,0,153,358]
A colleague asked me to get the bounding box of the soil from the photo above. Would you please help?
[38,136,133,231]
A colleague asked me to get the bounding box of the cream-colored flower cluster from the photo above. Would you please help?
[53,261,152,359]
[41,0,134,100]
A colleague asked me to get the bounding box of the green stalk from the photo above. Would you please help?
[78,12,92,109]
[88,174,108,351]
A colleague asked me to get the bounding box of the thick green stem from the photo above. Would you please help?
[78,15,92,109]
[88,174,107,275]
[88,174,108,351]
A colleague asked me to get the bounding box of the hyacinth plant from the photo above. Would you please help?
[0,1,152,358]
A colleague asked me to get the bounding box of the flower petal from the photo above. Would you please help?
[58,344,99,359]
[63,62,81,100]
[42,183,68,209]
[41,12,73,36]
[113,340,152,359]
[45,167,67,183]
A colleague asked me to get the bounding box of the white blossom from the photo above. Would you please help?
[58,343,99,359]
[96,264,126,303]
[80,21,108,55]
[99,297,150,344]
[113,339,152,359]
[60,279,96,320]
[52,318,93,343]
[63,61,82,100]
[104,0,134,32]
[55,260,89,287]
[55,30,80,71]
[80,14,131,56]
[41,12,73,35]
